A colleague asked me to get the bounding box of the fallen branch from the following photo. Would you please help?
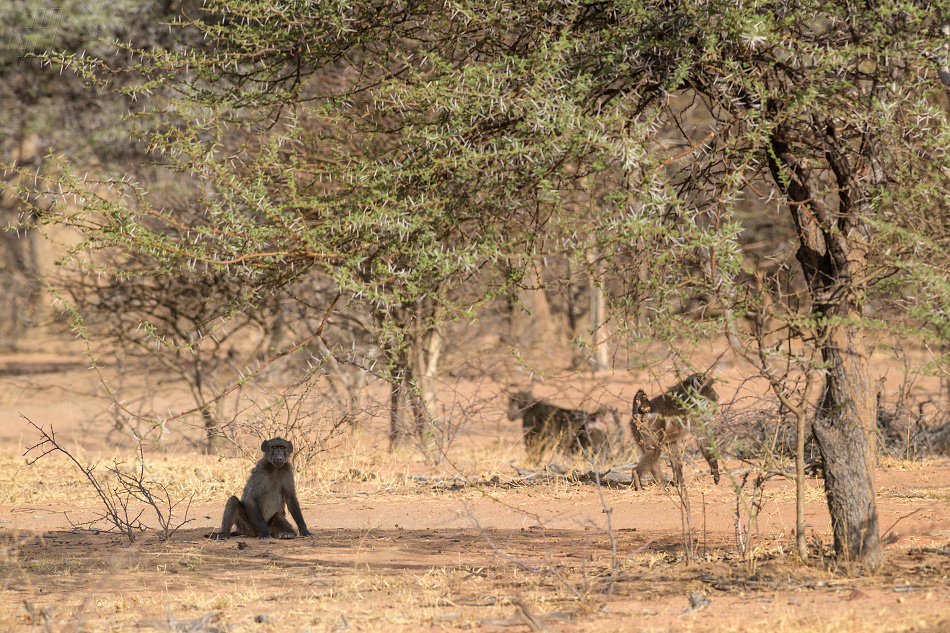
[509,462,639,486]
[480,600,571,629]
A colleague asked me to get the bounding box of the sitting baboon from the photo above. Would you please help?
[211,437,312,540]
[508,391,610,457]
[630,373,721,490]
[563,407,613,454]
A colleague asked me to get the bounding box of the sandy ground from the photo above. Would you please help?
[2,355,950,632]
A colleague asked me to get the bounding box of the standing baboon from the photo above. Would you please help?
[630,373,721,490]
[211,437,312,540]
[508,391,610,457]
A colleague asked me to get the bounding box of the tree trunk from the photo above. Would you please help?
[380,340,408,449]
[565,258,585,368]
[814,324,879,563]
[587,249,610,371]
[410,326,442,453]
[375,302,442,453]
[191,353,226,455]
[509,259,554,347]
[768,120,882,567]
[0,131,43,351]
[386,354,419,450]
[794,394,808,562]
[202,408,226,455]
[373,305,414,449]
[389,376,403,449]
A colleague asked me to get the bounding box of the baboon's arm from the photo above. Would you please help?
[286,493,312,537]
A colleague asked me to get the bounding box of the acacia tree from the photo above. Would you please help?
[35,0,655,451]
[30,1,950,566]
[647,2,950,567]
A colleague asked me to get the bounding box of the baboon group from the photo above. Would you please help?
[212,373,720,541]
[509,373,721,489]
[507,391,620,457]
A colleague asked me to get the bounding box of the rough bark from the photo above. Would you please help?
[794,390,809,562]
[377,333,407,449]
[383,343,413,449]
[376,301,442,452]
[767,120,882,567]
[389,370,402,448]
[815,324,879,563]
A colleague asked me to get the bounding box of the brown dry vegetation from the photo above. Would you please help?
[2,354,950,633]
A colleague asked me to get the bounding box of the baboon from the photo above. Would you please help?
[564,407,613,454]
[630,373,721,490]
[575,405,624,453]
[508,391,610,457]
[211,437,312,540]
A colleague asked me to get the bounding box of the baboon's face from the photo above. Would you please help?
[508,392,532,420]
[262,438,293,467]
[686,374,718,403]
[586,416,608,448]
[632,389,651,414]
[698,381,719,403]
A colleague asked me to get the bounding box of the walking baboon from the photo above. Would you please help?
[211,437,312,540]
[630,373,720,490]
[508,391,610,457]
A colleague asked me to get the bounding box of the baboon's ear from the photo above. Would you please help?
[286,441,294,455]
[261,439,270,452]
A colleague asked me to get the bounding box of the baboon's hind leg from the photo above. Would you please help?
[668,442,685,487]
[268,513,296,539]
[634,449,667,488]
[631,469,644,490]
[213,496,257,540]
[697,439,721,484]
[213,496,239,540]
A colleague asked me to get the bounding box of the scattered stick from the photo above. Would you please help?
[914,547,950,556]
[509,462,638,486]
[480,600,570,629]
[881,508,923,544]
[513,599,554,633]
[680,592,711,616]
